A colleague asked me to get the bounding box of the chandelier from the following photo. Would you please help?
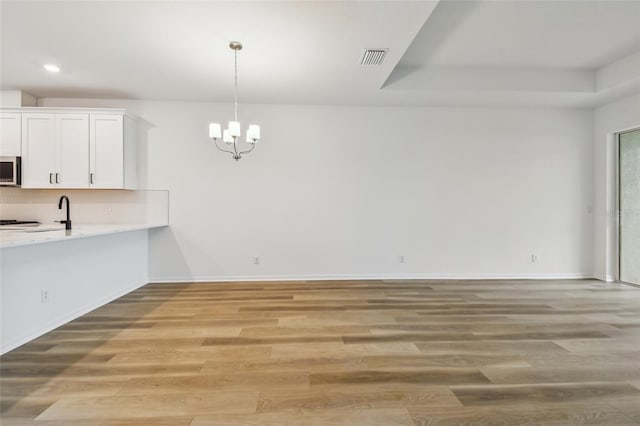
[209,41,261,161]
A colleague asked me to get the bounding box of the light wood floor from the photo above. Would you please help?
[2,279,640,425]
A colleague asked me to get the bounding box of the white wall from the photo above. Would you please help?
[0,188,169,226]
[0,90,37,107]
[1,230,148,353]
[39,98,594,281]
[593,92,640,281]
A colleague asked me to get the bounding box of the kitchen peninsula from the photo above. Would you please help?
[0,189,169,354]
[1,222,166,248]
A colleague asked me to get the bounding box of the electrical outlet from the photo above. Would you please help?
[105,207,112,215]
[531,253,538,263]
[399,255,405,263]
[253,256,260,265]
[40,289,49,303]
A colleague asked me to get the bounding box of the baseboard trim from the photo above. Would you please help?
[0,279,147,355]
[149,272,595,283]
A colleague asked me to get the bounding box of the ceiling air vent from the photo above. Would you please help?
[360,48,388,66]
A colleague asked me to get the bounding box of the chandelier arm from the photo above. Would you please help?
[214,139,236,156]
[237,143,256,157]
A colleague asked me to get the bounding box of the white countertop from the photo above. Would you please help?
[0,223,167,248]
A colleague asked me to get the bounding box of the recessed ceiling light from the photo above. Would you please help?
[43,64,60,73]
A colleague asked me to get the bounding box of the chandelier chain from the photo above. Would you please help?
[234,48,238,122]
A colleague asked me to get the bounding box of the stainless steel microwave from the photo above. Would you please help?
[0,156,21,186]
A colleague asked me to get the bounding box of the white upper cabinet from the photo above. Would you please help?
[90,114,124,188]
[21,113,57,188]
[21,113,89,188]
[89,113,137,189]
[56,114,90,188]
[0,112,22,156]
[13,108,136,189]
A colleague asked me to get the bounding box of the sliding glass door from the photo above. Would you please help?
[619,128,640,285]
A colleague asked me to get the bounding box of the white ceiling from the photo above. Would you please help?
[400,0,640,69]
[1,0,639,107]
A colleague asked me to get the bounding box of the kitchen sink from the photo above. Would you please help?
[22,227,62,233]
[0,226,61,232]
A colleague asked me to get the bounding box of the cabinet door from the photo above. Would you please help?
[0,113,21,156]
[21,113,56,188]
[56,114,89,188]
[90,114,123,188]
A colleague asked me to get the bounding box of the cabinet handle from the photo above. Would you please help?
[90,173,94,184]
[49,173,54,184]
[55,173,60,184]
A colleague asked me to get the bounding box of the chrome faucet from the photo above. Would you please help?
[57,195,72,230]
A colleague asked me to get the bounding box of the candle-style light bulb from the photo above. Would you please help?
[209,123,221,139]
[228,121,241,137]
[248,124,260,141]
[223,129,233,144]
